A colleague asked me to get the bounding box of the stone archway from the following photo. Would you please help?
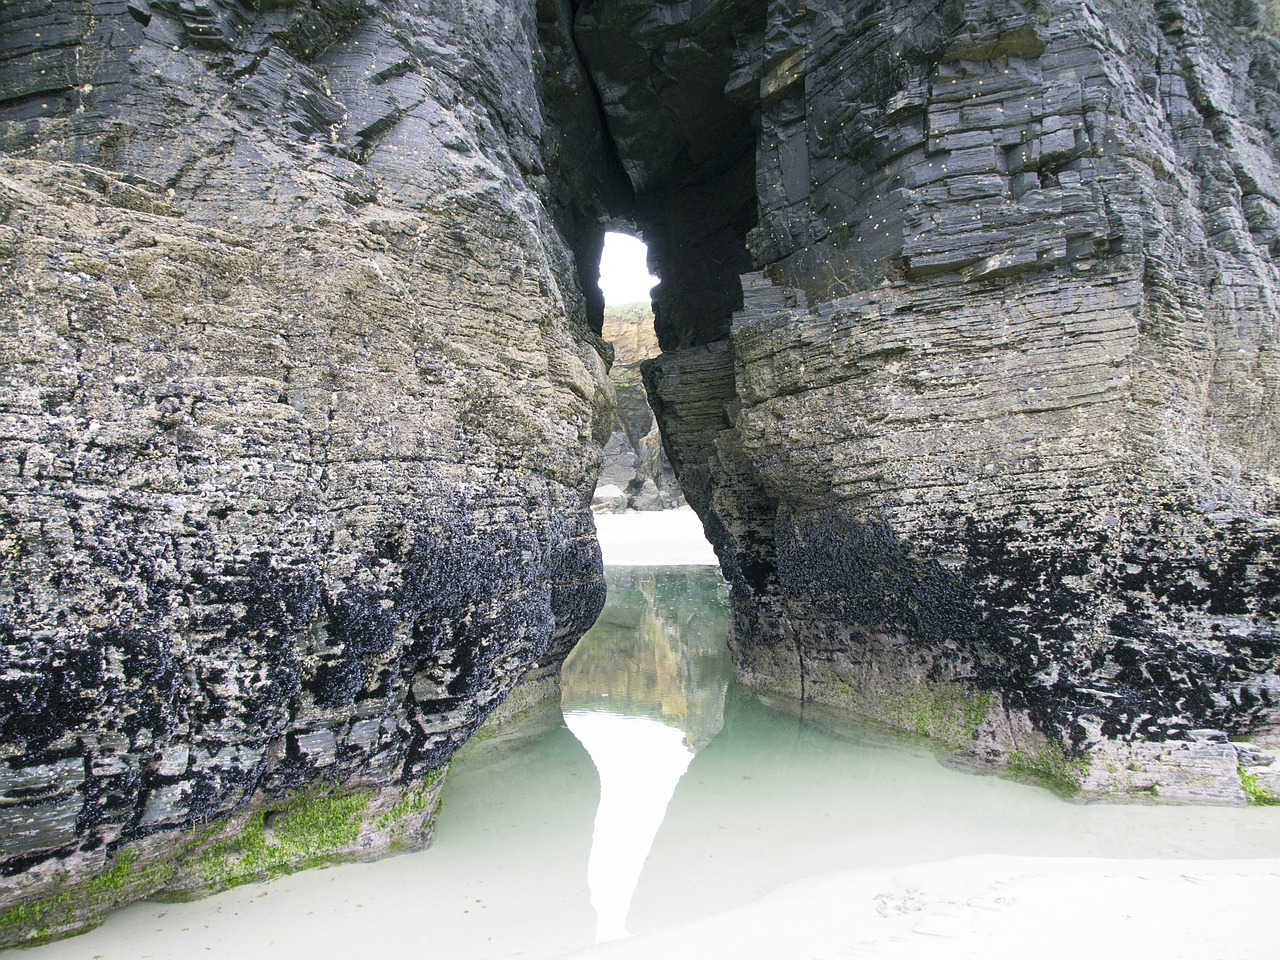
[0,0,1278,941]
[570,0,1280,800]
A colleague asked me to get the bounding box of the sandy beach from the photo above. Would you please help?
[569,855,1280,959]
[21,803,1278,960]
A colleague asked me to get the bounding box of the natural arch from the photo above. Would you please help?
[568,0,1280,803]
[0,0,1278,941]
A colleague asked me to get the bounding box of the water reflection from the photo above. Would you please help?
[561,714,692,941]
[561,566,730,941]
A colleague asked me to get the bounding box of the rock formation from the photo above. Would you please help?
[0,0,625,942]
[593,303,685,512]
[2,0,1279,944]
[581,0,1280,799]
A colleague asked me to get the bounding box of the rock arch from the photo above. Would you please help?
[0,0,1278,941]
[571,0,1280,800]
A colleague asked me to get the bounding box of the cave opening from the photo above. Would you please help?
[597,231,658,308]
[591,231,686,513]
[570,0,765,352]
[571,0,778,580]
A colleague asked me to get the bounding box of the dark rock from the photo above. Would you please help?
[609,0,1280,799]
[0,0,623,941]
[575,0,764,350]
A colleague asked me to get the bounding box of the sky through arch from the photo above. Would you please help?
[598,232,658,306]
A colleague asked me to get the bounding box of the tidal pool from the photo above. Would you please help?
[9,566,1280,960]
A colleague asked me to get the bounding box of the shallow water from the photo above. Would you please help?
[10,566,1280,960]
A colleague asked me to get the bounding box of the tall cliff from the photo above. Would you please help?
[2,0,1280,945]
[0,0,629,942]
[578,0,1280,799]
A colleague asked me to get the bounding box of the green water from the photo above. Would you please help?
[550,568,1280,943]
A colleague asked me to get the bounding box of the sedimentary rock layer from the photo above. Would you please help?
[594,304,684,512]
[0,0,625,941]
[578,0,1280,797]
[3,0,1280,943]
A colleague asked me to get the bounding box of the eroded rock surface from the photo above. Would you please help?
[3,0,1280,943]
[0,0,626,941]
[579,0,1280,797]
[593,304,685,512]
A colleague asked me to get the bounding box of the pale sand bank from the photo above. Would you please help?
[571,855,1280,960]
[28,852,1277,960]
[593,509,718,566]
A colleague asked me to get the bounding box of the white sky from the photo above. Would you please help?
[598,232,658,306]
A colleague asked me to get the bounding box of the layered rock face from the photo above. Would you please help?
[3,0,1280,942]
[593,304,685,512]
[579,0,1280,798]
[0,0,626,940]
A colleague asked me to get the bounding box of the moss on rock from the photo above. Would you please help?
[1008,741,1090,795]
[1240,767,1279,805]
[877,681,993,748]
[0,771,447,949]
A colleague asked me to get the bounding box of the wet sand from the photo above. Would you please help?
[567,854,1280,959]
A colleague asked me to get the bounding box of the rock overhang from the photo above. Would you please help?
[576,0,1280,799]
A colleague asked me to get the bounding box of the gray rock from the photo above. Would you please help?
[153,746,190,778]
[1189,729,1230,744]
[591,483,630,514]
[1235,745,1276,767]
[1084,738,1248,805]
[630,479,664,512]
[598,431,641,489]
[596,304,686,510]
[289,730,336,769]
[598,0,1280,799]
[138,782,191,829]
[2,0,1279,942]
[0,0,621,936]
[0,759,86,858]
[1245,764,1280,802]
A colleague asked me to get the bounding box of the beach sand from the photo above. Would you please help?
[29,830,1277,960]
[568,854,1280,959]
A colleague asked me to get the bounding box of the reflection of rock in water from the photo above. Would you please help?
[563,711,693,942]
[561,568,731,751]
[561,566,731,943]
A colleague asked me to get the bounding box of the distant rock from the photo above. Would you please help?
[592,483,631,514]
[593,302,686,512]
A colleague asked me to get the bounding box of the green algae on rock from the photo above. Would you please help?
[0,772,445,947]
